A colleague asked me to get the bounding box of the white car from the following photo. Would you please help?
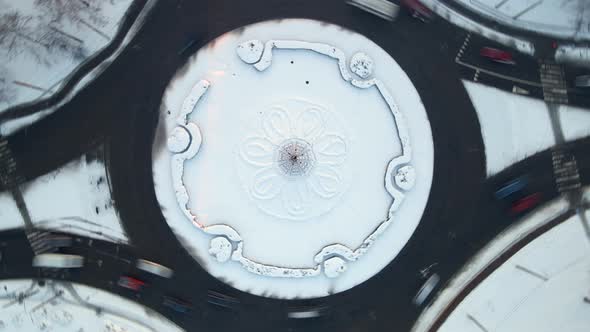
[136,259,174,278]
[32,253,84,268]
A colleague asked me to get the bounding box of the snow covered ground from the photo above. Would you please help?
[0,0,133,113]
[437,209,590,332]
[464,81,590,177]
[420,0,535,55]
[0,279,184,332]
[412,186,590,332]
[0,151,127,243]
[454,0,590,42]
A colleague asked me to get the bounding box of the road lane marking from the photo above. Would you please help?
[514,264,549,281]
[455,58,542,87]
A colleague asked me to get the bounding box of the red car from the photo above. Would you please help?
[402,0,434,21]
[509,192,542,215]
[480,47,515,64]
[117,276,146,291]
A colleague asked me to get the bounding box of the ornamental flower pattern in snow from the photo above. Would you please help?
[239,99,349,220]
[163,37,421,281]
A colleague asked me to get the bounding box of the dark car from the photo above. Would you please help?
[163,295,193,314]
[494,175,529,200]
[207,290,240,310]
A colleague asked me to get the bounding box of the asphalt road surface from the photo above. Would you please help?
[0,1,589,331]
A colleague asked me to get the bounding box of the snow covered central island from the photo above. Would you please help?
[152,19,434,299]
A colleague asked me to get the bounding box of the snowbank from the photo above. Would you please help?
[453,0,590,42]
[0,153,127,243]
[464,81,590,177]
[412,187,590,332]
[0,279,184,332]
[436,208,590,332]
[419,0,535,55]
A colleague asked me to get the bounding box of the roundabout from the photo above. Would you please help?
[152,19,434,298]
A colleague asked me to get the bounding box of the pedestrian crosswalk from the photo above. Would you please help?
[0,138,23,190]
[539,61,569,104]
[551,148,581,194]
[0,138,49,254]
[27,230,58,255]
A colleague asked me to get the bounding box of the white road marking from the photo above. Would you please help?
[455,32,472,62]
[514,264,549,281]
[456,58,542,87]
[513,0,543,19]
[466,313,489,332]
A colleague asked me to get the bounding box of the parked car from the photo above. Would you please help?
[402,0,434,22]
[207,290,240,310]
[117,276,146,291]
[480,47,515,64]
[163,295,193,314]
[346,0,400,21]
[136,259,174,278]
[575,75,590,88]
[32,253,84,269]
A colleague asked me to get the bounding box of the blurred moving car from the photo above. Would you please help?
[413,273,440,306]
[178,38,198,56]
[287,304,331,319]
[136,259,174,278]
[494,175,543,215]
[494,175,529,200]
[512,85,530,95]
[117,276,146,291]
[32,253,84,268]
[207,290,240,310]
[509,192,542,215]
[402,0,434,22]
[480,47,515,64]
[575,75,590,88]
[163,295,193,314]
[346,0,400,21]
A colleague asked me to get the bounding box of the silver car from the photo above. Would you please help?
[32,253,84,268]
[347,0,400,21]
[136,259,174,278]
[413,273,440,306]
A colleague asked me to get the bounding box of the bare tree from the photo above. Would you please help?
[38,24,87,61]
[0,11,48,64]
[0,10,89,65]
[0,66,17,105]
[34,0,109,29]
